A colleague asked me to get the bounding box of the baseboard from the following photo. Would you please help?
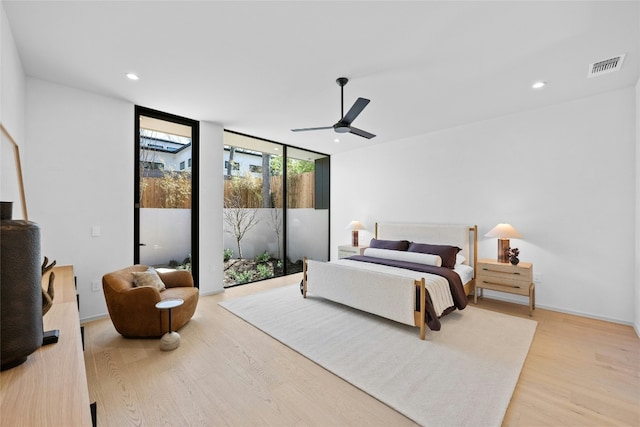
[476,291,634,327]
[200,288,225,296]
[80,313,109,324]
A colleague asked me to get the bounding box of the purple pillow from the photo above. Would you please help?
[369,239,410,251]
[407,242,461,269]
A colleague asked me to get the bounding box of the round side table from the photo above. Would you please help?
[155,298,184,351]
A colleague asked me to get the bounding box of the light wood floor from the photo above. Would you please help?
[83,274,640,426]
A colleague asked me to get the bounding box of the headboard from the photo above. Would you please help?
[375,222,478,269]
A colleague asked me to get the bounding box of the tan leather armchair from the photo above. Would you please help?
[102,265,199,338]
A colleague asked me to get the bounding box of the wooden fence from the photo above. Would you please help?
[224,172,314,209]
[271,172,315,209]
[142,172,314,209]
[140,175,191,209]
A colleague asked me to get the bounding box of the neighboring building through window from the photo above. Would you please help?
[225,160,240,171]
[223,146,264,178]
[141,161,164,170]
[140,129,192,173]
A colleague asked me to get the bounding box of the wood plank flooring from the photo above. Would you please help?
[83,274,640,426]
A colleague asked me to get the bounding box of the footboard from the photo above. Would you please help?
[303,258,427,339]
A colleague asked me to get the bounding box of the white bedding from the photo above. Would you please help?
[454,263,475,286]
[332,259,456,317]
[363,247,442,267]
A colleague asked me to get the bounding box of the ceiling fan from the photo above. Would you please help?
[291,77,376,139]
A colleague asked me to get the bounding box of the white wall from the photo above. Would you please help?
[25,78,134,321]
[332,87,637,325]
[199,120,224,296]
[635,6,640,337]
[0,3,26,217]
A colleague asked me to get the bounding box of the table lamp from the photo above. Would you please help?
[345,220,365,247]
[485,223,522,263]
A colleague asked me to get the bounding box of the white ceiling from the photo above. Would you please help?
[4,1,639,155]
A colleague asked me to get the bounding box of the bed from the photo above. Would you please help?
[302,223,477,340]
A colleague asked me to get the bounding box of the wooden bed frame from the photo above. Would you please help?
[302,223,477,340]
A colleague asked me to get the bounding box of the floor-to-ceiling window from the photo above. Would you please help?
[223,131,328,287]
[135,106,199,284]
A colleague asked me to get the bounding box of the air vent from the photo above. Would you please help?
[587,54,625,78]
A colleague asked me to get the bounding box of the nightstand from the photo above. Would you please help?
[337,245,368,259]
[474,258,535,316]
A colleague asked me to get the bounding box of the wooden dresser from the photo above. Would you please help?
[0,265,93,426]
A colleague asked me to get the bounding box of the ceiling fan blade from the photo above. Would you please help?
[341,97,370,125]
[291,126,333,132]
[349,126,376,139]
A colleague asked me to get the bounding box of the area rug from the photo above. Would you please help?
[219,284,537,427]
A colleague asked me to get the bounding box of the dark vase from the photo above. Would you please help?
[510,256,520,266]
[0,205,43,371]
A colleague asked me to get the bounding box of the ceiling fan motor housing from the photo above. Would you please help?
[334,123,351,133]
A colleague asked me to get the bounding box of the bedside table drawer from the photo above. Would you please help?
[476,276,531,296]
[478,263,532,282]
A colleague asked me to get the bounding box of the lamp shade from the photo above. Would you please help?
[485,223,522,239]
[345,220,366,231]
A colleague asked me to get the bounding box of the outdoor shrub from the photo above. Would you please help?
[179,254,192,271]
[168,259,179,268]
[229,270,253,284]
[224,248,234,262]
[255,251,271,264]
[257,263,273,279]
[158,169,191,208]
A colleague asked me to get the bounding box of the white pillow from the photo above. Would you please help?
[456,254,466,266]
[363,247,442,267]
[132,268,166,291]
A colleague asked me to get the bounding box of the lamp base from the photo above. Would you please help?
[497,239,510,263]
[352,230,359,247]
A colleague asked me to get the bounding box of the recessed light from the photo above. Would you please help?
[126,73,139,81]
[532,81,546,89]
[334,138,340,143]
